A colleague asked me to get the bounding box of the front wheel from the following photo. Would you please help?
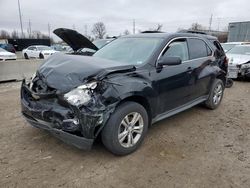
[102,102,148,155]
[205,79,224,109]
[24,53,29,59]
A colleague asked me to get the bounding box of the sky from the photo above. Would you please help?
[0,0,250,40]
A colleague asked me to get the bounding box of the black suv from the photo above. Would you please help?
[21,32,227,155]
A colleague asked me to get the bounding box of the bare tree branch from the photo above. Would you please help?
[92,22,106,39]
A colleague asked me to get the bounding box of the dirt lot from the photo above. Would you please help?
[0,81,250,188]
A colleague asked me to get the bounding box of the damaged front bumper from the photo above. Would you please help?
[20,80,106,150]
[228,65,250,79]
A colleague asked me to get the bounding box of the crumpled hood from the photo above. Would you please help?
[37,53,135,93]
[226,54,250,65]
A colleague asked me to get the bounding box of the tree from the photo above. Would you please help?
[11,30,19,39]
[123,29,130,35]
[146,24,163,32]
[154,24,163,31]
[0,30,10,39]
[92,22,106,39]
[189,23,206,31]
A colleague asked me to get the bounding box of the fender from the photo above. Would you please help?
[101,70,158,118]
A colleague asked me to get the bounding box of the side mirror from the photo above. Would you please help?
[157,56,182,66]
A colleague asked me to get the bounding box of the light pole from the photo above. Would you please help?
[18,0,24,38]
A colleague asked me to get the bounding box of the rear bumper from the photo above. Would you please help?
[23,113,93,150]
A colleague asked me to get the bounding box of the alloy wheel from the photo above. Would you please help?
[118,112,144,148]
[213,83,223,105]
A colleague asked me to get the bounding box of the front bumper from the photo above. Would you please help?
[228,65,250,78]
[21,80,97,150]
[23,113,93,150]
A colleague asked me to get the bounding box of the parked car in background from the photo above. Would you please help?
[221,42,250,53]
[0,43,16,53]
[51,44,64,51]
[93,38,115,49]
[22,45,58,59]
[21,32,226,155]
[226,45,250,79]
[0,47,17,61]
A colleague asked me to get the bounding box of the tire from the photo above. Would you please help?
[102,102,148,156]
[24,53,29,59]
[205,79,224,110]
[225,78,233,88]
[39,53,44,59]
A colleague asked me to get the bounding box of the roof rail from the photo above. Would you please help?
[178,30,207,35]
[140,31,164,33]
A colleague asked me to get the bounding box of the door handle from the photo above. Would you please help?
[187,67,193,73]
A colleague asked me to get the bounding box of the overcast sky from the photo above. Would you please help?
[0,0,250,40]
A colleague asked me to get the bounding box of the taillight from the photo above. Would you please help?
[224,57,229,65]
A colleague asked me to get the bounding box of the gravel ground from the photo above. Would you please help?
[0,81,250,188]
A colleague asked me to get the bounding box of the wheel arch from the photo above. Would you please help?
[117,95,152,126]
[216,72,226,86]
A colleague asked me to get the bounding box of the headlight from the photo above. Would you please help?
[64,81,97,106]
[241,63,250,69]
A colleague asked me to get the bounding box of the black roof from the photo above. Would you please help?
[123,32,217,40]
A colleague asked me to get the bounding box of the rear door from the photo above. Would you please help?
[186,38,214,100]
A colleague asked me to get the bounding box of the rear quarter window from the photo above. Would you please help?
[212,40,225,57]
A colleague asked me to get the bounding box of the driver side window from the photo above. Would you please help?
[162,39,189,61]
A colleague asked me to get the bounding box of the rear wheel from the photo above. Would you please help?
[39,53,44,59]
[24,53,29,59]
[205,79,224,109]
[102,102,148,155]
[225,78,233,88]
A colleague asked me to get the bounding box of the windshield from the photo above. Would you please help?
[221,44,236,52]
[93,37,162,65]
[227,45,250,55]
[37,46,52,51]
[0,47,7,52]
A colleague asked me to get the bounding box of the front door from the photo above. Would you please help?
[152,38,194,114]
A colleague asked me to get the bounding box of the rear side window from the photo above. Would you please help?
[162,39,189,61]
[188,38,211,59]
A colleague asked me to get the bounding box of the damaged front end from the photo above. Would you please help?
[21,73,117,150]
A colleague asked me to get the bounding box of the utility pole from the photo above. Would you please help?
[133,19,135,34]
[28,19,32,38]
[217,18,221,31]
[18,0,24,38]
[209,14,213,33]
[84,25,88,36]
[48,23,51,38]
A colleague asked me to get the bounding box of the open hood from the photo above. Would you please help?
[53,28,98,52]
